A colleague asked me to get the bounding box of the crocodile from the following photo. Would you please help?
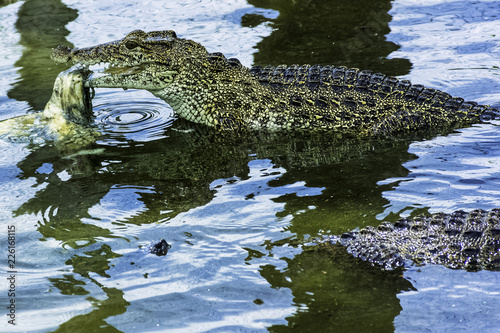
[50,29,500,136]
[49,30,500,270]
[327,208,500,271]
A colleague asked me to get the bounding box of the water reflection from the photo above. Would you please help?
[52,285,129,332]
[11,121,418,330]
[7,0,76,111]
[15,125,417,236]
[94,90,177,146]
[266,244,414,332]
[51,256,130,333]
[245,0,412,75]
[0,0,463,330]
[0,0,18,7]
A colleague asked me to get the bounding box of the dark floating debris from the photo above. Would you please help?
[150,239,171,256]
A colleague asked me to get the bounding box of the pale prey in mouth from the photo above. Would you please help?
[0,66,99,148]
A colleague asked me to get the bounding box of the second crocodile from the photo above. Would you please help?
[327,208,500,271]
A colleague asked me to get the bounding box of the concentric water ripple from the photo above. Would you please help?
[94,91,176,146]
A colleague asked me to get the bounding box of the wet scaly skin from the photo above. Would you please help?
[51,30,500,136]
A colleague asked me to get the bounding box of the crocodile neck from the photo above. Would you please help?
[147,57,282,131]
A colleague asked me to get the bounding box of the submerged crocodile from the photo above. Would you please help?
[51,29,499,136]
[50,30,500,270]
[327,209,500,271]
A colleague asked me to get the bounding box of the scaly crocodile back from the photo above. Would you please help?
[248,64,499,135]
[330,208,500,271]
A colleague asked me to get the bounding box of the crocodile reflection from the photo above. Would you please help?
[14,123,415,245]
[12,123,415,330]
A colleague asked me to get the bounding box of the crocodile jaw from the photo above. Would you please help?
[51,44,178,90]
[84,64,179,90]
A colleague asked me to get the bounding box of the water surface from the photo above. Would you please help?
[0,0,499,332]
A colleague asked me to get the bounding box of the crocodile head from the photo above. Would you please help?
[51,30,256,129]
[51,29,206,91]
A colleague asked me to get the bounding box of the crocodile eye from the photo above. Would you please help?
[125,41,139,50]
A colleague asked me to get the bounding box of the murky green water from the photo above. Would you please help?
[1,0,500,332]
